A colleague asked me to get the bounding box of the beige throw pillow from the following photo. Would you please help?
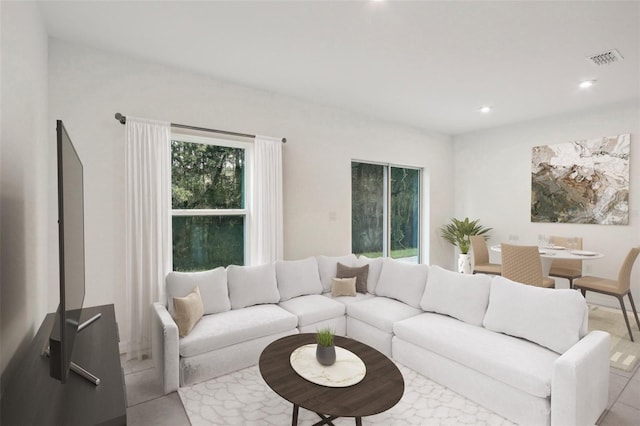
[331,277,357,297]
[172,286,204,337]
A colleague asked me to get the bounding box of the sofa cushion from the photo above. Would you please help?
[179,304,297,358]
[172,286,204,337]
[316,254,358,292]
[227,263,280,309]
[323,292,375,306]
[483,276,587,354]
[336,263,369,293]
[394,312,559,398]
[279,294,345,327]
[276,257,323,301]
[331,277,357,297]
[347,296,422,333]
[374,259,428,308]
[356,256,384,294]
[166,267,230,316]
[421,265,492,326]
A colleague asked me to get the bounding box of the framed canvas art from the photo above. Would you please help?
[531,134,630,225]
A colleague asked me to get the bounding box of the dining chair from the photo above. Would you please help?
[573,247,640,342]
[470,235,501,275]
[548,236,583,289]
[500,243,555,288]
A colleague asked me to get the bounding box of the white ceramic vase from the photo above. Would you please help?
[458,253,472,274]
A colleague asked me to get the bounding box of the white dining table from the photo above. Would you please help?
[490,245,604,276]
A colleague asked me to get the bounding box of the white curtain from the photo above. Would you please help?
[125,117,171,360]
[250,136,283,265]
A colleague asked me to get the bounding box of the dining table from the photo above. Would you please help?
[490,244,604,276]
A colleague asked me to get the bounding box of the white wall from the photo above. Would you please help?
[48,40,454,350]
[0,1,49,386]
[453,100,640,306]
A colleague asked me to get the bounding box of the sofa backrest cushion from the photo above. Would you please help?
[276,257,323,301]
[483,276,587,354]
[421,265,492,326]
[375,258,428,308]
[227,263,280,309]
[316,254,358,292]
[166,267,230,316]
[356,255,384,294]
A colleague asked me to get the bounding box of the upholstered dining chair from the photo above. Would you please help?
[470,235,501,275]
[500,243,555,288]
[573,247,640,342]
[548,236,583,288]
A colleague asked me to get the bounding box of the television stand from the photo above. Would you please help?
[42,312,104,385]
[70,360,100,385]
[72,312,103,385]
[78,312,102,332]
[2,304,126,426]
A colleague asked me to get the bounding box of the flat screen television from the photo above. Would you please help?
[49,120,86,383]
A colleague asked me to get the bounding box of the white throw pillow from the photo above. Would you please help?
[421,265,492,326]
[227,263,280,309]
[374,258,428,308]
[483,276,587,354]
[165,267,230,316]
[356,255,384,294]
[276,257,323,301]
[316,254,358,292]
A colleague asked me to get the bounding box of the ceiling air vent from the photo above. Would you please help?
[587,49,623,66]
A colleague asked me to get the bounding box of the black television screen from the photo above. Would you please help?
[49,120,86,383]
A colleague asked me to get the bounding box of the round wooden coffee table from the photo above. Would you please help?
[259,334,404,426]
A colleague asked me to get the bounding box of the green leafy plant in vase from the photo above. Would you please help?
[440,217,492,273]
[315,327,336,366]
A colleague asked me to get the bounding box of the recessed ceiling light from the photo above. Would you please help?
[579,80,597,89]
[478,106,493,114]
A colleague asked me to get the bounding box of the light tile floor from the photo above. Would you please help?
[123,355,640,426]
[123,356,190,426]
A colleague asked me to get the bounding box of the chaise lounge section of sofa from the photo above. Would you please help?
[151,255,610,426]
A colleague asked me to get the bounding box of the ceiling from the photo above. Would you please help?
[37,1,640,135]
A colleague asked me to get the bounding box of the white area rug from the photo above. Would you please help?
[178,364,515,425]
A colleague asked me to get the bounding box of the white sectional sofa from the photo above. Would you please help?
[151,255,610,426]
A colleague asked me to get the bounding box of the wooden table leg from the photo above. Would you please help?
[355,417,362,426]
[292,404,299,426]
[311,413,337,426]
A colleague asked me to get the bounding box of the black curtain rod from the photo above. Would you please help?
[114,113,286,143]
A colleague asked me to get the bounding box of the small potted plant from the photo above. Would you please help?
[440,217,492,274]
[315,327,336,366]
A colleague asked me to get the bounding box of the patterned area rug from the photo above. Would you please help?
[588,304,640,371]
[178,364,514,426]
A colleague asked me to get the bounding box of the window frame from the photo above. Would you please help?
[170,132,253,269]
[351,160,423,263]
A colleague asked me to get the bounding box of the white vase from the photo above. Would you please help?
[457,253,472,274]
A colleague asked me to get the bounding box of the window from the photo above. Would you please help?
[171,135,251,271]
[351,161,421,263]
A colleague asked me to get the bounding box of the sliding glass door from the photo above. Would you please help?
[351,161,421,263]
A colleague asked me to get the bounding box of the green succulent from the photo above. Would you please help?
[315,327,335,347]
[440,217,492,254]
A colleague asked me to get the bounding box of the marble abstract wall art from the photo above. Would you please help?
[531,134,630,225]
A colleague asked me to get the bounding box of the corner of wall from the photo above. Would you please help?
[0,0,50,391]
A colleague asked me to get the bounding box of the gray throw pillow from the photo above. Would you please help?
[336,263,369,293]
